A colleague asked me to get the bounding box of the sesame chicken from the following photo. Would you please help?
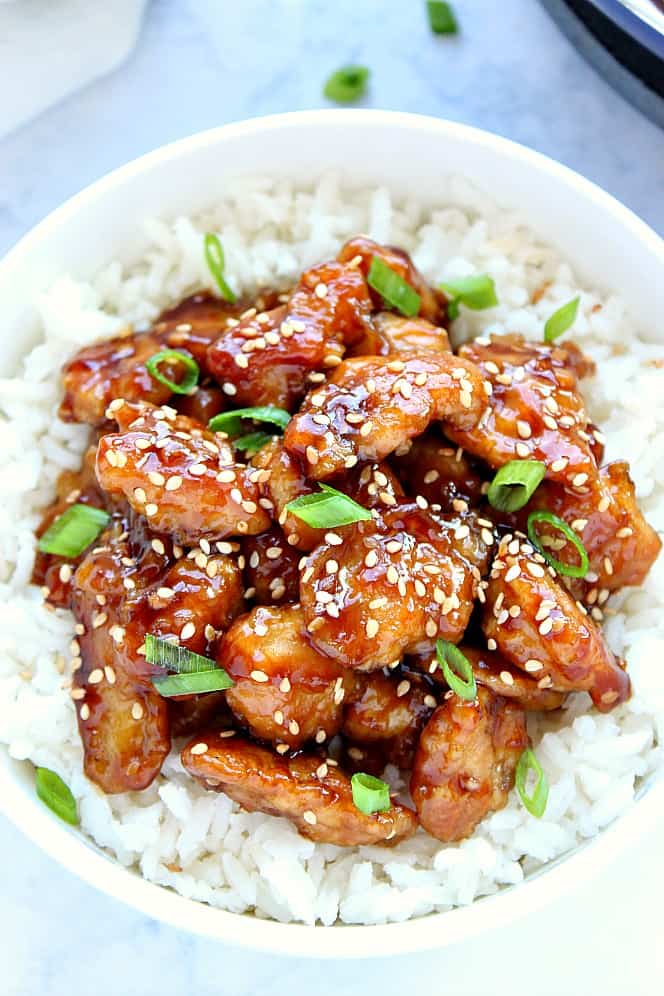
[181,733,418,846]
[97,400,270,544]
[446,334,599,488]
[299,503,490,670]
[36,236,660,845]
[284,352,486,480]
[411,686,528,842]
[223,604,356,748]
[482,536,630,711]
[206,260,373,410]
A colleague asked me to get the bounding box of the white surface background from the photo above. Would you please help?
[1,1,663,993]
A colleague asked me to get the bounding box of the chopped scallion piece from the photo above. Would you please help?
[145,349,199,395]
[204,233,237,303]
[515,747,549,818]
[323,65,369,104]
[145,634,217,675]
[440,274,498,319]
[233,430,273,455]
[38,504,110,559]
[487,460,546,512]
[286,484,372,529]
[427,1,458,35]
[526,510,590,578]
[35,767,79,826]
[367,256,421,317]
[152,670,234,697]
[351,772,391,815]
[208,405,290,438]
[544,296,580,343]
[435,640,477,700]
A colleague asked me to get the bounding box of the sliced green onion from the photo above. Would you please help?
[527,510,589,578]
[152,670,234,697]
[367,256,421,318]
[286,484,372,529]
[515,748,549,818]
[145,349,200,395]
[233,431,273,455]
[487,460,546,513]
[35,767,79,826]
[436,640,477,700]
[351,772,391,815]
[145,634,217,675]
[544,296,580,343]
[323,65,369,104]
[427,1,458,34]
[204,232,237,303]
[208,405,290,438]
[38,504,110,558]
[440,274,498,318]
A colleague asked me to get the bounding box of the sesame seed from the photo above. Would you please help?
[539,617,554,635]
[190,741,208,755]
[364,550,378,568]
[386,565,399,584]
[305,445,319,465]
[303,810,317,825]
[616,526,633,538]
[524,659,544,673]
[504,564,520,583]
[572,472,589,487]
[131,702,144,721]
[145,503,158,517]
[515,442,530,458]
[58,564,73,584]
[316,763,328,779]
[315,729,326,743]
[133,487,147,503]
[325,532,343,546]
[487,638,497,651]
[279,676,291,693]
[88,668,104,685]
[424,694,437,709]
[414,579,427,597]
[517,420,532,439]
[365,618,379,639]
[425,619,438,638]
[551,458,568,473]
[180,622,196,640]
[251,669,269,683]
[526,561,545,578]
[604,556,614,576]
[396,680,411,698]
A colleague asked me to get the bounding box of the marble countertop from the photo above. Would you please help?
[1,1,662,993]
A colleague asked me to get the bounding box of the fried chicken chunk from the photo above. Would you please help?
[241,525,301,604]
[410,686,528,842]
[181,733,418,846]
[70,514,243,793]
[222,605,355,748]
[446,335,599,488]
[342,671,437,772]
[482,536,629,711]
[300,504,490,671]
[372,312,451,355]
[206,260,373,410]
[96,400,270,544]
[392,431,485,512]
[284,353,487,480]
[528,461,661,597]
[338,236,446,325]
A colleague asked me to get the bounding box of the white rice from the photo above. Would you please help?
[1,173,663,926]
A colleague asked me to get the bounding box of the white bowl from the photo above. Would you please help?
[1,110,663,957]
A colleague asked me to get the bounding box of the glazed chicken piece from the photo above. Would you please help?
[482,535,629,711]
[338,236,446,325]
[391,431,485,513]
[206,260,374,410]
[413,645,566,711]
[222,604,355,749]
[372,312,451,355]
[528,461,661,598]
[446,335,599,489]
[284,352,487,480]
[32,444,111,609]
[182,733,418,846]
[174,384,226,425]
[410,686,528,842]
[71,520,243,793]
[97,400,270,545]
[169,692,234,740]
[252,439,404,552]
[299,503,490,671]
[241,525,301,604]
[342,670,437,773]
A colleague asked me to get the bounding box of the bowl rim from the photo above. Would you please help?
[1,109,663,957]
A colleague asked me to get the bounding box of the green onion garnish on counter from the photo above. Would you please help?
[323,65,370,104]
[427,1,458,35]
